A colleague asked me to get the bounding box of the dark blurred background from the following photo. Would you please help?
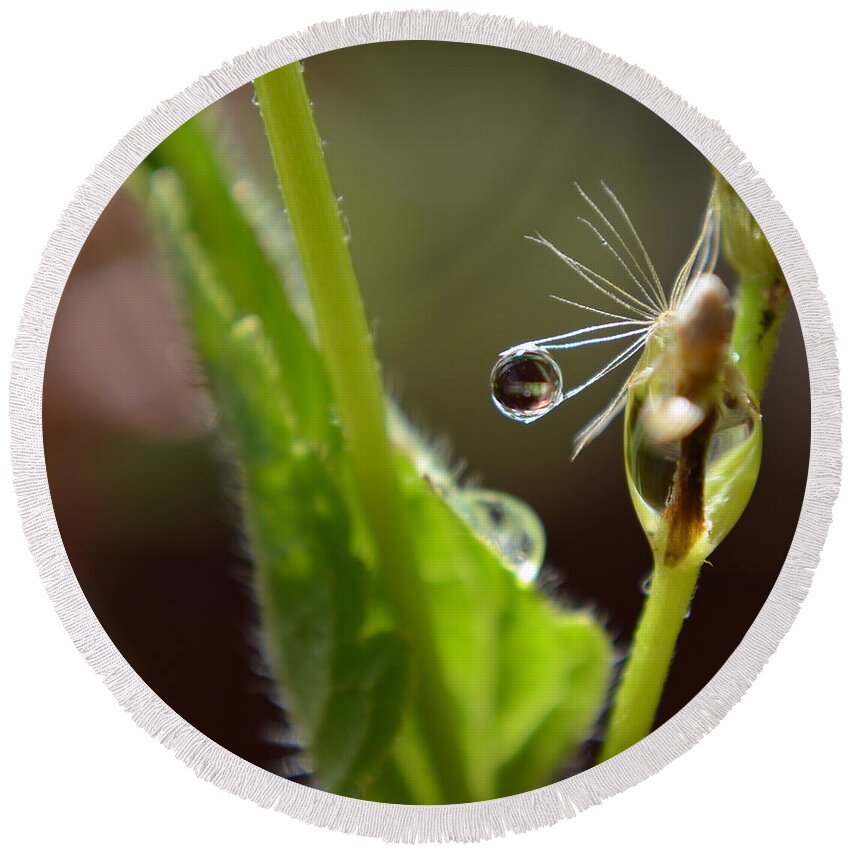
[43,42,810,782]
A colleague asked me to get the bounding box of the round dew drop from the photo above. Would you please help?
[450,488,546,583]
[490,346,563,423]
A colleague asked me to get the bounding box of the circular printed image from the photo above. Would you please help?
[43,41,809,804]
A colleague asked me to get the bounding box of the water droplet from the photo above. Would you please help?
[451,488,546,582]
[625,378,759,542]
[490,346,563,423]
[251,92,260,106]
[640,574,652,595]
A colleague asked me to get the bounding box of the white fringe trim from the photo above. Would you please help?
[8,10,841,843]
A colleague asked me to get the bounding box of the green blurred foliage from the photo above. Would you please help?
[143,98,612,802]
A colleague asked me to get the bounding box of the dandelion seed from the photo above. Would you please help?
[492,182,735,460]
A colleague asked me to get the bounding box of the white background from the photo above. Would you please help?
[1,1,847,847]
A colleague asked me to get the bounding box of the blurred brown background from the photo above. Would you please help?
[43,42,810,782]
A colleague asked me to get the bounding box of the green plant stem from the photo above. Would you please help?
[731,272,790,399]
[598,178,789,762]
[718,169,791,399]
[253,62,472,802]
[597,551,702,761]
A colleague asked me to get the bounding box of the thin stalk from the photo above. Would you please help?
[598,550,702,761]
[720,169,791,399]
[598,175,789,762]
[731,271,790,399]
[253,62,471,802]
[600,416,715,760]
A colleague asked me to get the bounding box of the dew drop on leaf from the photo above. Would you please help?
[490,346,563,423]
[451,488,546,583]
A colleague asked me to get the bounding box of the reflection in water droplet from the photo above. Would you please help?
[451,488,546,583]
[490,346,563,423]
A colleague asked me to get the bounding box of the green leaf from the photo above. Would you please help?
[391,458,611,801]
[143,92,613,804]
[312,631,411,797]
[148,168,412,796]
[146,114,336,444]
